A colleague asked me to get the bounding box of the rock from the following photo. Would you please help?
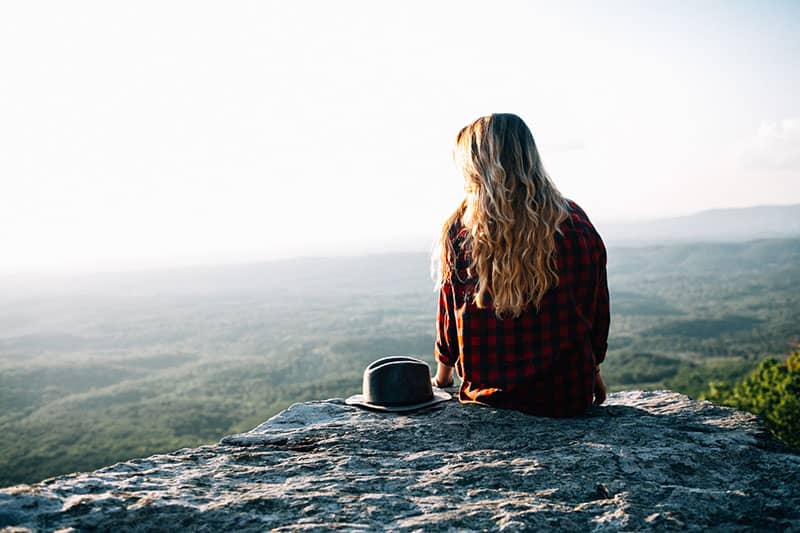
[1,390,799,531]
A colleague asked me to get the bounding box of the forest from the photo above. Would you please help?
[0,237,798,487]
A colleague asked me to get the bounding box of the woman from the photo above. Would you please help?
[433,113,609,417]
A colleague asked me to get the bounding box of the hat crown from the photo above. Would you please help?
[362,356,434,407]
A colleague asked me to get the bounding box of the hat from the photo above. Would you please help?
[345,356,451,413]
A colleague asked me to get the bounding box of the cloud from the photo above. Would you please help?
[741,117,800,171]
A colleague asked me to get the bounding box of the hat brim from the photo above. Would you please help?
[345,390,452,413]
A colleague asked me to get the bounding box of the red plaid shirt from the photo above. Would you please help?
[435,199,610,417]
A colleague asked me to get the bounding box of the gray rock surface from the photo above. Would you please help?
[1,390,799,532]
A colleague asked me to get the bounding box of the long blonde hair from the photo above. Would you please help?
[438,114,569,317]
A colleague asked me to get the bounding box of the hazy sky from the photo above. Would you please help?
[1,1,798,273]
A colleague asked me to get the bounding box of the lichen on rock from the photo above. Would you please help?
[1,390,799,531]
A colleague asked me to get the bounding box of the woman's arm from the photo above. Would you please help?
[434,281,459,386]
[592,243,610,366]
[593,236,609,405]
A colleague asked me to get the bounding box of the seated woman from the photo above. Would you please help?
[433,113,609,417]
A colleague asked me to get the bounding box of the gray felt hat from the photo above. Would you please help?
[345,356,451,413]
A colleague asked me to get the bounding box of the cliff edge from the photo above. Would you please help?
[2,390,799,531]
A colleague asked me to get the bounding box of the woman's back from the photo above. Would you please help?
[435,199,608,417]
[433,114,609,417]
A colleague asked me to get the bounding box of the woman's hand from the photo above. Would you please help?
[433,362,455,388]
[594,367,606,405]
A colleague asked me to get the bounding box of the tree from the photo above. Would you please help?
[709,351,800,449]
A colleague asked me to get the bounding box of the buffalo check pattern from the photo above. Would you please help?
[435,200,610,417]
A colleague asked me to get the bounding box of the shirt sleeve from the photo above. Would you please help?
[434,281,459,368]
[592,241,610,365]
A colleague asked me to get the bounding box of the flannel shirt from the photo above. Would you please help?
[434,199,610,417]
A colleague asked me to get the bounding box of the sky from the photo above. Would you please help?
[0,0,798,273]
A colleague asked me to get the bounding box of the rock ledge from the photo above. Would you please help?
[2,390,799,531]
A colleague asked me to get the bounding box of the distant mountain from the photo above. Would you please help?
[597,204,800,246]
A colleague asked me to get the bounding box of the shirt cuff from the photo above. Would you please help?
[593,342,607,365]
[435,347,457,368]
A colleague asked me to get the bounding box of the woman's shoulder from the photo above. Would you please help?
[564,198,589,221]
[445,217,469,249]
[562,199,605,246]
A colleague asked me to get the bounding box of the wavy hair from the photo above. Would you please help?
[437,113,569,317]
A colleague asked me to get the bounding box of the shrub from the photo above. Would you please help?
[709,350,800,448]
